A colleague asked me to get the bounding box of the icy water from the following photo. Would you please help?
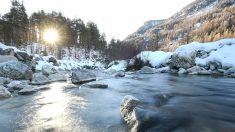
[0,73,235,132]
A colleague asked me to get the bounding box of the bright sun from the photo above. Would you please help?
[43,29,58,43]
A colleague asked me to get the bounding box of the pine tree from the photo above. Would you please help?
[3,0,29,46]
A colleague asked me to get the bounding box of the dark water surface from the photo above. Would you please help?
[0,73,235,132]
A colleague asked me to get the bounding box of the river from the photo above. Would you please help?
[0,73,235,132]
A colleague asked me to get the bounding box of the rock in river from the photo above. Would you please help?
[31,73,50,85]
[139,66,156,74]
[115,71,125,77]
[18,85,50,95]
[0,61,33,80]
[71,69,96,84]
[0,85,11,99]
[85,82,108,89]
[120,95,191,132]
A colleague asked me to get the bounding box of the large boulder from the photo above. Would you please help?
[14,51,32,62]
[0,85,11,99]
[0,61,33,80]
[42,65,57,75]
[71,69,96,84]
[120,95,141,131]
[120,95,191,132]
[0,55,18,63]
[31,73,50,85]
[168,53,196,69]
[139,66,156,74]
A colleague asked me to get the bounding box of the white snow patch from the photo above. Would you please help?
[0,42,21,52]
[175,38,235,57]
[196,44,235,68]
[137,51,172,68]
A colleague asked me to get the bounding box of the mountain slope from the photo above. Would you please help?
[124,0,235,52]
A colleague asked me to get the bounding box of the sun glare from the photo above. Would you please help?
[43,29,58,43]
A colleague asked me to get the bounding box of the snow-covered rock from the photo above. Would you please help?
[31,73,50,85]
[136,51,172,68]
[0,55,18,63]
[120,95,141,132]
[71,69,96,84]
[0,61,33,80]
[139,66,156,74]
[42,65,57,75]
[0,85,11,99]
[178,68,187,74]
[0,77,12,85]
[107,60,127,71]
[115,71,125,77]
[196,43,235,70]
[155,66,170,73]
[6,80,29,91]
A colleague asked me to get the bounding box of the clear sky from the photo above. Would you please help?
[0,0,195,41]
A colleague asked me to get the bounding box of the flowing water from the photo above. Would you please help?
[0,73,235,132]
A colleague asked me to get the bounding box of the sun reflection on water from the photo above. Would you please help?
[24,82,89,131]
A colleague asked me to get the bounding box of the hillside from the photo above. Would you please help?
[124,0,235,52]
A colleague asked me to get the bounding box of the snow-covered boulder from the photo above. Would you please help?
[71,69,96,84]
[31,73,50,85]
[155,66,170,73]
[178,68,187,74]
[6,80,29,91]
[136,51,172,68]
[42,65,57,75]
[0,55,18,63]
[120,95,141,131]
[0,61,33,80]
[127,51,172,71]
[0,48,15,56]
[0,77,12,85]
[139,66,156,74]
[168,53,196,69]
[196,44,235,70]
[107,60,128,71]
[0,85,11,99]
[115,71,125,77]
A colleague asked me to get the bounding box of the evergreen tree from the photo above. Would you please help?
[3,0,29,46]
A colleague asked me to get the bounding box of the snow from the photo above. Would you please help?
[0,42,21,52]
[136,51,172,68]
[175,38,235,57]
[107,60,127,71]
[194,23,201,28]
[196,44,235,68]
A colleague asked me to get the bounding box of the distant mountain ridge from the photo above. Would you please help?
[124,0,235,51]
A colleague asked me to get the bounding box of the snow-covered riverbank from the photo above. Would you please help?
[109,38,235,78]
